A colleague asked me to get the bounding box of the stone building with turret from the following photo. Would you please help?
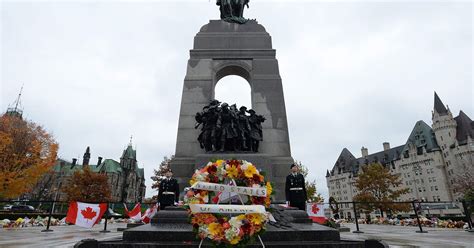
[30,144,146,203]
[326,93,474,219]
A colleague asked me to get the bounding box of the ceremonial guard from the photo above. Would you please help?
[285,163,307,210]
[158,170,180,210]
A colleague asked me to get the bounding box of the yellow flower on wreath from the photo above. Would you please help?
[266,181,272,196]
[244,164,257,178]
[215,160,225,167]
[208,222,224,236]
[230,236,241,245]
[236,214,246,221]
[247,213,265,225]
[226,165,239,179]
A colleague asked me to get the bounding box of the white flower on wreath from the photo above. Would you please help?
[216,165,226,181]
[228,217,243,229]
[241,160,251,171]
[195,172,209,182]
[199,225,209,236]
[224,226,240,241]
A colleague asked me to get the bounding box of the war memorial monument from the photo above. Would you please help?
[76,2,384,247]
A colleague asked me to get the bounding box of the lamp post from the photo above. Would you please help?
[41,181,62,232]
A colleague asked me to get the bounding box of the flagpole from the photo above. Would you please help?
[100,202,110,233]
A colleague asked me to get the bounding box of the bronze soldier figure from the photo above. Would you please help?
[217,103,237,151]
[248,109,265,152]
[236,106,250,151]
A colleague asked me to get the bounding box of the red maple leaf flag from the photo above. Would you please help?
[123,203,142,222]
[141,203,159,224]
[66,202,107,228]
[306,203,327,224]
[312,204,320,214]
[81,207,97,220]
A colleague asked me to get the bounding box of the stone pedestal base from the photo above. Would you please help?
[170,153,293,201]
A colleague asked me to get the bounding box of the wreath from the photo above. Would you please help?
[183,159,273,246]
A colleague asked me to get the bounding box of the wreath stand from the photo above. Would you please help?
[197,179,266,248]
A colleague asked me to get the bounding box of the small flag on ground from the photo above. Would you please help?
[306,203,327,224]
[124,203,142,222]
[142,203,158,224]
[66,202,107,228]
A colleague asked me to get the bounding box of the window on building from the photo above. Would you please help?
[435,186,438,191]
[417,147,423,155]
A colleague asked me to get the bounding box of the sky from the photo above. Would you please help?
[1,0,472,200]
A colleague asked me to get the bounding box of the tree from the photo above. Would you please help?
[63,165,111,202]
[353,163,410,217]
[453,169,474,211]
[150,156,173,200]
[294,161,324,203]
[0,114,58,199]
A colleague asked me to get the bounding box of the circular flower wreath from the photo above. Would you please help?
[183,159,274,246]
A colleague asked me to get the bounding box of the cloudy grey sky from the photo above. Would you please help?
[1,0,472,200]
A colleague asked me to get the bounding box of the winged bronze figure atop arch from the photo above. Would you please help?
[216,0,250,24]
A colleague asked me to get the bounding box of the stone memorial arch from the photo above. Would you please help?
[171,20,294,201]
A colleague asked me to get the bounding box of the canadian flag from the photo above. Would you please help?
[124,203,142,222]
[66,202,107,228]
[141,203,158,224]
[306,203,327,224]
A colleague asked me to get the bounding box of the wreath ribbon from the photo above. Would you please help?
[191,181,267,197]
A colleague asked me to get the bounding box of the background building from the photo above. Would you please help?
[31,144,146,203]
[326,93,474,219]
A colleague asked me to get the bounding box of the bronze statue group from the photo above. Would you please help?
[195,100,265,153]
[216,0,250,24]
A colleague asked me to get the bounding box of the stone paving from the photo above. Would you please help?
[340,223,474,248]
[0,223,473,247]
[0,223,126,247]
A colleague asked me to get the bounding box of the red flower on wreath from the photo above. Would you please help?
[207,165,217,174]
[228,159,240,167]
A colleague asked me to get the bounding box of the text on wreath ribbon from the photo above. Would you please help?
[189,204,266,214]
[190,182,267,197]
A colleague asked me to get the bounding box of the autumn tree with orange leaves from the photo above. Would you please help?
[64,165,111,202]
[353,163,410,217]
[0,114,58,199]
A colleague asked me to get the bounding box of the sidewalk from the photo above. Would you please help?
[0,223,126,247]
[340,223,474,248]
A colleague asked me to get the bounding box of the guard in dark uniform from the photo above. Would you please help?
[158,170,180,210]
[285,163,307,211]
